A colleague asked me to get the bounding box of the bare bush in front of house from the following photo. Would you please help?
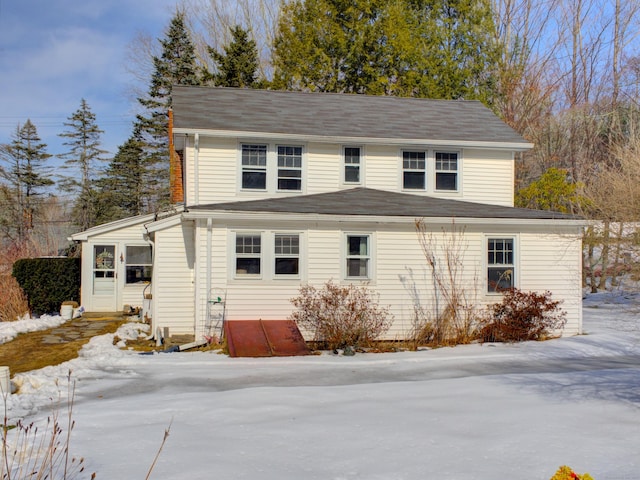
[479,288,567,342]
[411,220,480,347]
[290,281,393,350]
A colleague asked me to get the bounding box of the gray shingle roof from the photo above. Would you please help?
[188,188,580,220]
[172,86,529,147]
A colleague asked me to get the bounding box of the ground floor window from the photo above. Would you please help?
[125,245,152,284]
[274,234,299,275]
[487,237,515,292]
[234,232,302,279]
[346,234,371,279]
[236,234,262,276]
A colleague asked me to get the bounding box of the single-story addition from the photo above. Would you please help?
[71,86,585,345]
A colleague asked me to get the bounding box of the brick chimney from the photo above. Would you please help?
[168,109,184,204]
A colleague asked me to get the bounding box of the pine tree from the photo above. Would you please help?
[58,99,107,230]
[136,10,201,212]
[271,0,502,103]
[94,131,148,224]
[204,25,261,88]
[0,120,54,243]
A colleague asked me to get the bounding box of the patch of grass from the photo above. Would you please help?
[0,317,126,376]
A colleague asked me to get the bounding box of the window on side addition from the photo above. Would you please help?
[125,245,152,284]
[403,151,426,190]
[435,152,458,191]
[487,238,514,292]
[241,144,267,190]
[277,145,302,191]
[344,147,361,184]
[236,234,261,276]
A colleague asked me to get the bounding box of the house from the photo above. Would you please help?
[71,86,585,345]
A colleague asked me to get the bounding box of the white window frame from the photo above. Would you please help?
[276,145,303,191]
[486,236,517,293]
[124,244,152,285]
[434,151,459,192]
[402,150,427,191]
[234,232,263,278]
[240,144,268,191]
[239,142,305,194]
[342,146,363,185]
[231,230,304,281]
[343,233,373,280]
[274,233,301,278]
[399,148,463,194]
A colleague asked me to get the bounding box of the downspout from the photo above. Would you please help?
[206,217,213,315]
[194,133,200,205]
[203,217,213,338]
[143,225,158,342]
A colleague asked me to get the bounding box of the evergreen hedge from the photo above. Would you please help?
[12,258,81,316]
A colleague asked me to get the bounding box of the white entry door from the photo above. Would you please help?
[92,244,117,310]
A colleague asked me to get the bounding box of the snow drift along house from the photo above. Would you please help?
[71,86,585,343]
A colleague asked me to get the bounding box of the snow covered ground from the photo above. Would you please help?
[4,290,640,480]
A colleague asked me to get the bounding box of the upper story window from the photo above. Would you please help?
[343,147,361,184]
[277,146,302,191]
[236,233,261,276]
[240,143,304,192]
[346,234,370,279]
[241,144,267,190]
[125,245,152,284]
[274,234,300,275]
[403,151,426,190]
[487,237,515,292]
[435,152,458,191]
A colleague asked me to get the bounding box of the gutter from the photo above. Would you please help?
[181,209,588,227]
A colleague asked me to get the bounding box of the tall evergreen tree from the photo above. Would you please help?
[271,0,502,104]
[0,120,54,243]
[58,99,107,230]
[136,9,201,212]
[94,131,148,225]
[204,25,261,88]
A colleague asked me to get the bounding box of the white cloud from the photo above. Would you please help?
[0,0,178,156]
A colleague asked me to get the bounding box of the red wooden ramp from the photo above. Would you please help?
[224,320,310,357]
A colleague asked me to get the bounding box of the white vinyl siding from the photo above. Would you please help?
[519,231,583,335]
[462,149,513,206]
[186,140,514,205]
[188,220,581,340]
[79,221,153,312]
[186,137,237,205]
[152,222,195,335]
[306,142,341,193]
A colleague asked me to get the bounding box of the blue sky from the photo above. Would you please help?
[0,0,179,165]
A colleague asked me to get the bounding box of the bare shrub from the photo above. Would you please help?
[1,372,95,480]
[412,220,480,347]
[0,243,32,322]
[290,281,393,350]
[479,288,567,342]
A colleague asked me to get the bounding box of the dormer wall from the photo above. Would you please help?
[176,135,516,208]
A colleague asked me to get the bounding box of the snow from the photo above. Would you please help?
[0,314,70,344]
[3,291,640,480]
